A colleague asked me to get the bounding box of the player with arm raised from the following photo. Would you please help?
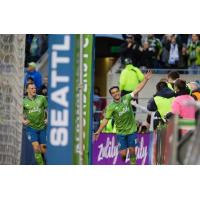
[94,70,152,164]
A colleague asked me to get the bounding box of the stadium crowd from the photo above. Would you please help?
[25,34,48,68]
[119,34,200,74]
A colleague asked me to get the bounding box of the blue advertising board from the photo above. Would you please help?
[47,35,75,164]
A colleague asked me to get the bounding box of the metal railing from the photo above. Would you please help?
[110,58,200,74]
[156,102,200,165]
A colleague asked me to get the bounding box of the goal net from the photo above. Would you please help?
[0,34,25,164]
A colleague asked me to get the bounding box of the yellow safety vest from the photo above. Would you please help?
[167,83,174,91]
[154,96,175,119]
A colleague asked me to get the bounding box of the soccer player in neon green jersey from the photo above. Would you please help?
[94,70,152,164]
[22,83,47,165]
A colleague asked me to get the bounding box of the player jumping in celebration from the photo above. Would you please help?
[94,70,152,164]
[22,83,48,165]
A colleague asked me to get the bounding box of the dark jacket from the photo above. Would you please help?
[147,87,175,129]
[38,84,48,96]
[140,49,154,68]
[120,42,141,66]
[147,87,175,112]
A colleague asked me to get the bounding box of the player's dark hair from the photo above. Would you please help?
[168,71,180,80]
[156,81,168,92]
[26,82,35,89]
[109,86,119,95]
[174,79,190,95]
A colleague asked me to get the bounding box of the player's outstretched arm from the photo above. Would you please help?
[132,70,152,96]
[93,118,109,141]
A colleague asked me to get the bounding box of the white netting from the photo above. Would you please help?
[0,34,25,164]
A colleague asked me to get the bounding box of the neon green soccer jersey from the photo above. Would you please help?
[23,95,47,130]
[105,93,137,135]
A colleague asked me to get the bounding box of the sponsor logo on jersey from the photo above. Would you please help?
[118,106,129,117]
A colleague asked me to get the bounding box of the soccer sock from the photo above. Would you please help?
[34,152,45,165]
[121,155,126,162]
[42,153,46,165]
[130,154,136,165]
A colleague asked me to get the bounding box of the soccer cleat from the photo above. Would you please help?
[130,155,136,165]
[34,152,45,165]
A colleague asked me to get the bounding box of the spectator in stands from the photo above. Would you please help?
[167,71,180,91]
[161,34,172,68]
[179,45,189,72]
[25,34,34,68]
[187,34,200,74]
[24,62,42,92]
[120,34,141,67]
[161,35,183,70]
[93,87,106,132]
[30,34,47,62]
[25,34,48,67]
[172,79,196,139]
[94,87,106,111]
[147,34,163,68]
[119,59,144,113]
[122,34,142,46]
[167,35,181,69]
[133,34,142,47]
[147,81,175,129]
[38,76,48,97]
[40,35,48,55]
[139,41,154,69]
[179,34,189,46]
[187,35,193,46]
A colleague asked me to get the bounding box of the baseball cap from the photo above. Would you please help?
[28,62,36,68]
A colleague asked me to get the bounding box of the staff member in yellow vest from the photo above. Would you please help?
[147,81,175,129]
[119,58,144,114]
